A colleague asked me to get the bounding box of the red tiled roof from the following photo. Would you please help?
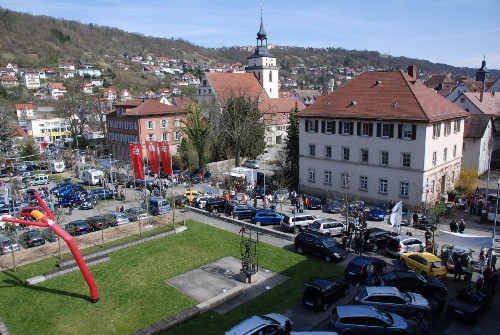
[205,72,267,105]
[463,114,492,138]
[171,96,193,110]
[259,98,306,125]
[7,122,27,137]
[462,92,500,116]
[123,99,183,116]
[15,103,33,110]
[300,70,469,122]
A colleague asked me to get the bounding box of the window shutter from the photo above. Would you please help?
[376,123,381,137]
[356,122,361,136]
[305,120,309,132]
[349,122,354,135]
[412,125,417,140]
[369,123,374,137]
[389,124,394,138]
[397,124,402,139]
[315,120,319,133]
[332,121,336,134]
[321,120,325,133]
[339,121,343,133]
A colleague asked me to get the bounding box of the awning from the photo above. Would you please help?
[223,172,245,178]
[439,231,492,248]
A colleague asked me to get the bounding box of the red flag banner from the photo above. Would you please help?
[145,141,159,176]
[128,143,144,180]
[159,141,172,177]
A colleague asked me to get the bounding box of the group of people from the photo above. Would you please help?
[449,218,466,233]
[341,223,369,255]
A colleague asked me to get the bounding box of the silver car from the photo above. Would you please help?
[355,286,430,319]
[109,211,130,226]
[309,218,346,237]
[0,235,21,255]
[225,313,291,335]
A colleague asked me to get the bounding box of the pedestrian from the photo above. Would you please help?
[453,255,462,282]
[366,261,374,285]
[450,219,458,232]
[68,201,73,215]
[120,205,124,213]
[358,234,365,255]
[458,219,465,233]
[424,228,432,243]
[465,261,474,283]
[120,188,125,201]
[116,204,119,212]
[430,296,445,329]
[491,251,497,271]
[479,248,486,272]
[353,206,359,225]
[413,212,419,228]
[491,269,498,295]
[483,266,492,291]
[346,234,352,254]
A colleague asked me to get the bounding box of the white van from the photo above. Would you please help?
[29,174,50,186]
[81,169,105,186]
[49,160,65,173]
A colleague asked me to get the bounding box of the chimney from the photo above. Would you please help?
[407,65,417,79]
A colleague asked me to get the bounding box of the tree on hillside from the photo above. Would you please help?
[178,138,199,180]
[182,102,209,169]
[284,104,300,188]
[217,96,266,167]
[0,107,14,155]
[19,137,40,161]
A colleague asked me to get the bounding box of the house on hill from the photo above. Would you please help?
[298,66,469,207]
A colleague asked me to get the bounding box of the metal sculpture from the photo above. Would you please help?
[1,192,99,303]
[239,227,258,283]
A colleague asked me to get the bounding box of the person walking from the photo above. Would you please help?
[458,219,466,233]
[68,201,73,215]
[115,204,119,212]
[491,269,498,295]
[491,251,497,271]
[479,248,486,272]
[366,261,374,285]
[424,228,432,243]
[413,212,419,228]
[453,255,462,282]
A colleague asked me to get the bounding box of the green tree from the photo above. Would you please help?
[19,137,41,161]
[217,96,266,167]
[284,104,300,188]
[0,107,14,155]
[178,138,199,174]
[455,168,478,194]
[182,102,209,169]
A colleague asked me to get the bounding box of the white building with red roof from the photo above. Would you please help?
[298,66,469,207]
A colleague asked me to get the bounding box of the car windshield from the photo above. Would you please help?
[400,292,412,303]
[430,261,443,268]
[322,238,339,248]
[376,308,394,325]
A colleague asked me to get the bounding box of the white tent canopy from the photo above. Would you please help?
[439,231,492,248]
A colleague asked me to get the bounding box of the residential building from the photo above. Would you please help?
[15,103,34,127]
[22,70,41,90]
[120,89,133,101]
[298,66,469,207]
[47,82,67,99]
[0,75,18,87]
[290,89,322,106]
[462,115,495,175]
[26,117,72,142]
[107,98,188,161]
[259,98,305,145]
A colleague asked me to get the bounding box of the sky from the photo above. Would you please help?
[2,0,500,69]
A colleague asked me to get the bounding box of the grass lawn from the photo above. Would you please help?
[0,220,343,335]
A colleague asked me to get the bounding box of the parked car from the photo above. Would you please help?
[124,207,149,222]
[79,198,95,210]
[41,228,59,242]
[305,195,323,210]
[87,188,116,200]
[387,208,412,226]
[386,235,425,257]
[19,205,44,218]
[344,255,387,284]
[330,305,418,335]
[382,270,448,298]
[294,230,347,262]
[363,228,392,252]
[50,182,71,194]
[355,286,430,319]
[65,220,92,235]
[18,230,46,248]
[241,160,260,169]
[324,199,344,214]
[251,210,283,226]
[205,197,226,213]
[86,215,114,231]
[224,313,292,335]
[302,277,349,311]
[57,184,84,198]
[440,244,472,273]
[447,287,493,323]
[109,211,130,226]
[281,213,318,232]
[367,202,387,221]
[308,218,345,237]
[183,189,202,202]
[399,251,447,279]
[231,204,256,220]
[0,235,21,255]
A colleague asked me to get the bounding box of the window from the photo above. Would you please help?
[326,121,334,134]
[379,179,388,194]
[402,124,413,139]
[454,120,461,133]
[400,182,409,197]
[161,132,170,141]
[460,97,465,103]
[342,122,351,135]
[309,144,316,157]
[402,153,411,168]
[360,176,368,190]
[380,151,389,166]
[443,148,448,162]
[325,146,332,159]
[324,171,332,184]
[341,173,349,188]
[382,124,392,137]
[174,119,180,128]
[282,113,286,121]
[305,119,318,133]
[147,120,155,129]
[433,123,441,139]
[174,131,182,141]
[269,71,272,82]
[444,122,451,136]
[432,151,437,166]
[147,133,155,141]
[453,144,457,158]
[308,168,316,182]
[361,149,369,163]
[160,120,167,128]
[342,147,350,161]
[359,122,371,136]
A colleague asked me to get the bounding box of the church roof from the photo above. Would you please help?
[205,72,268,106]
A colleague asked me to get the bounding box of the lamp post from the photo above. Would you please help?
[489,178,500,269]
[109,154,113,184]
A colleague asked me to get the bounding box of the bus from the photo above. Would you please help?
[49,160,65,173]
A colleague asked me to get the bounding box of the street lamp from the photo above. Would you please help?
[109,153,113,184]
[489,178,500,269]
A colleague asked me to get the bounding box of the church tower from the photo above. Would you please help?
[475,57,489,82]
[245,9,279,98]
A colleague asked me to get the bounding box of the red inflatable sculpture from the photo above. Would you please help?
[1,192,99,303]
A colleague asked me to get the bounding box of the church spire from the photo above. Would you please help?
[256,4,267,47]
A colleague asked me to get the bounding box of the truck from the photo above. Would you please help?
[49,160,65,173]
[81,169,105,186]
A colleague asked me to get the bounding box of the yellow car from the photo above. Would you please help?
[399,252,447,279]
[183,189,201,202]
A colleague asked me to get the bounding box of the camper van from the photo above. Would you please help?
[81,169,105,186]
[29,174,50,186]
[149,197,171,216]
[49,160,65,173]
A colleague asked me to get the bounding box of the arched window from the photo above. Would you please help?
[269,71,272,82]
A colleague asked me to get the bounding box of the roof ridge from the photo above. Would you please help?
[400,70,430,122]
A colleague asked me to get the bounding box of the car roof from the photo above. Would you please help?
[404,251,441,261]
[307,277,342,290]
[335,305,380,317]
[364,286,401,295]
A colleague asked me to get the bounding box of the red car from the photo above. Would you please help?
[19,206,45,218]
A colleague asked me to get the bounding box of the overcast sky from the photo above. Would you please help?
[2,0,500,69]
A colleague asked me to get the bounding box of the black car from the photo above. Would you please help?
[305,196,323,210]
[382,270,448,298]
[344,255,387,283]
[302,277,349,311]
[19,231,46,248]
[231,204,256,220]
[205,197,226,213]
[86,215,114,230]
[324,200,343,214]
[173,195,189,208]
[65,220,92,235]
[41,228,58,242]
[294,230,347,263]
[363,227,392,252]
[447,287,493,323]
[87,188,116,200]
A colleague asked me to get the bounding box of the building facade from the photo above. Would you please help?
[26,117,72,142]
[298,67,469,207]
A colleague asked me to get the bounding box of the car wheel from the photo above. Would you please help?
[322,303,329,311]
[325,255,333,263]
[400,259,406,267]
[415,309,426,319]
[255,221,261,226]
[234,215,239,220]
[297,246,304,254]
[372,244,378,252]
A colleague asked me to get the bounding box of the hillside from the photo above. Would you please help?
[0,8,498,83]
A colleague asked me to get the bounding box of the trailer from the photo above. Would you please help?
[81,169,105,186]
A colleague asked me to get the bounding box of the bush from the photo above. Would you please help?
[455,168,478,194]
